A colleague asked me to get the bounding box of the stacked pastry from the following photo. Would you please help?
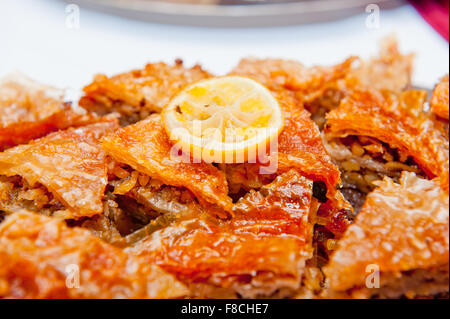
[0,37,448,299]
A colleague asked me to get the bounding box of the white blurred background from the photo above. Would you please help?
[1,0,448,93]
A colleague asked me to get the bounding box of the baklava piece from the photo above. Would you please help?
[0,120,119,219]
[79,60,211,125]
[325,173,449,299]
[127,170,317,298]
[0,210,187,298]
[324,89,449,212]
[0,72,100,151]
[101,114,233,216]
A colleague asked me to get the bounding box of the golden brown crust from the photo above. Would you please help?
[325,173,449,297]
[0,211,188,298]
[325,89,449,193]
[231,56,355,107]
[430,75,449,120]
[127,170,314,298]
[277,108,341,196]
[0,73,101,151]
[79,61,211,122]
[101,114,233,214]
[0,120,119,218]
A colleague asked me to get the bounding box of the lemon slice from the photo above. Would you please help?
[162,76,284,164]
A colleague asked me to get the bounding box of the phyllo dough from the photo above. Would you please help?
[101,114,233,216]
[324,89,449,211]
[277,108,341,199]
[0,73,99,151]
[325,173,449,299]
[0,120,119,219]
[79,60,211,125]
[344,36,413,93]
[0,210,188,299]
[127,170,317,298]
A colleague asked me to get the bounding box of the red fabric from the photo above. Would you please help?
[410,0,449,41]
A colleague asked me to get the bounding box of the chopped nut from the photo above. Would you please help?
[113,166,130,179]
[114,171,139,195]
[351,142,365,157]
[341,160,361,172]
[138,174,150,187]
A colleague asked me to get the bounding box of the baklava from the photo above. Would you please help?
[0,210,187,298]
[324,89,449,212]
[0,40,448,299]
[0,73,100,151]
[79,60,211,125]
[325,173,449,299]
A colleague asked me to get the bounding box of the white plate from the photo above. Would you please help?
[65,0,404,27]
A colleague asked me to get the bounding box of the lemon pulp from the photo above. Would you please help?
[162,76,284,163]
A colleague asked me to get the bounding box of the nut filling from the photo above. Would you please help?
[0,165,200,247]
[80,163,201,246]
[325,135,426,213]
[0,175,66,217]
